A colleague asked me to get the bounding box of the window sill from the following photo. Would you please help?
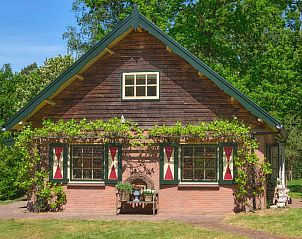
[67,181,105,187]
[178,182,219,188]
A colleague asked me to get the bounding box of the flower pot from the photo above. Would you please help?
[144,195,153,202]
[119,190,130,201]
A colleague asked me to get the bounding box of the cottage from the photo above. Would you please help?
[2,6,286,214]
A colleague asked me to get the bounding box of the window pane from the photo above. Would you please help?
[183,170,193,180]
[125,75,134,85]
[205,170,216,180]
[93,169,103,179]
[205,158,215,168]
[94,147,103,157]
[147,74,157,84]
[195,146,203,156]
[93,158,102,168]
[83,169,92,179]
[183,147,193,157]
[194,170,204,180]
[194,157,204,168]
[83,158,92,168]
[73,169,82,179]
[125,86,134,97]
[181,145,217,182]
[73,147,82,157]
[73,158,82,168]
[183,157,193,168]
[205,146,216,155]
[136,86,146,96]
[82,147,93,157]
[147,86,157,96]
[136,74,146,85]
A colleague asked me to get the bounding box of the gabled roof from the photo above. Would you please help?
[2,5,285,136]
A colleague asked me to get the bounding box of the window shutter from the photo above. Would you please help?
[219,143,237,184]
[160,143,179,185]
[49,143,68,183]
[105,144,122,184]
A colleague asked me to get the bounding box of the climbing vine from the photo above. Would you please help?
[149,120,272,211]
[13,117,270,212]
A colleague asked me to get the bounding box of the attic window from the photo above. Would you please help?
[122,72,159,100]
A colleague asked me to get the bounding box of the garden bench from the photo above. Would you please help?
[115,191,159,215]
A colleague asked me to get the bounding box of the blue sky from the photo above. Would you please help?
[0,1,76,72]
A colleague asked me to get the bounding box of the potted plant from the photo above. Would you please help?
[142,189,154,202]
[116,182,133,201]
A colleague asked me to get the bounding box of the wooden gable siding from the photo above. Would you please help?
[29,30,265,129]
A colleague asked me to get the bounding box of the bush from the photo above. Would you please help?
[29,171,67,212]
[0,132,28,200]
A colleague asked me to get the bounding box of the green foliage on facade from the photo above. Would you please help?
[149,120,271,211]
[1,118,269,211]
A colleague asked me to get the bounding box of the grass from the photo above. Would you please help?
[288,178,302,199]
[0,219,247,239]
[0,196,26,205]
[227,208,302,238]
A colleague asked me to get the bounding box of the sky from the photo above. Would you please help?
[0,0,76,72]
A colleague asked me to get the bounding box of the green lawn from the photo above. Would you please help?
[0,197,26,205]
[227,208,302,238]
[0,219,246,239]
[288,178,302,199]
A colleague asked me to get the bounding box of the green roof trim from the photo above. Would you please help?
[2,5,284,136]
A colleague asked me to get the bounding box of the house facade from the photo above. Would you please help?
[2,7,285,214]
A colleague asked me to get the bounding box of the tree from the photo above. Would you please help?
[0,64,19,123]
[0,55,74,124]
[14,55,74,111]
[63,0,184,56]
[0,55,74,200]
[284,114,302,179]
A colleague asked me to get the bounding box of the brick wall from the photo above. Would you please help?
[64,145,237,214]
[64,185,116,213]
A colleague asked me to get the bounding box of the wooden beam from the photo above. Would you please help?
[166,46,172,53]
[105,47,114,55]
[75,74,84,81]
[45,99,56,106]
[137,26,143,32]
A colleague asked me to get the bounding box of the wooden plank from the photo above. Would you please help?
[29,30,265,130]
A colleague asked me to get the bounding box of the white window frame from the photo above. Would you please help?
[70,145,104,181]
[180,144,218,183]
[122,72,160,100]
